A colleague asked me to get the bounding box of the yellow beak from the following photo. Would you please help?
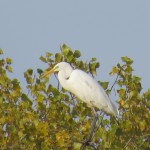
[41,68,55,78]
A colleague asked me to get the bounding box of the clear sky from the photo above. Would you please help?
[1,1,150,93]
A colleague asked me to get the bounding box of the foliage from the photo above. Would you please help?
[0,44,150,150]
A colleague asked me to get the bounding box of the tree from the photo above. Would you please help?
[0,45,150,150]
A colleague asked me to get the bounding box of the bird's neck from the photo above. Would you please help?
[58,69,72,91]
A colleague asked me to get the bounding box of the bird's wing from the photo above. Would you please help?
[69,69,118,115]
[69,69,110,108]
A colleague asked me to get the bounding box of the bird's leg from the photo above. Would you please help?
[80,103,98,150]
[88,106,98,141]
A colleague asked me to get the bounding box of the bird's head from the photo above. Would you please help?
[41,62,73,78]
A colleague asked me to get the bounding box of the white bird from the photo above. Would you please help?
[42,62,118,116]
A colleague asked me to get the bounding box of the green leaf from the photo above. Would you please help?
[0,59,5,66]
[27,68,33,75]
[11,79,20,89]
[92,57,97,61]
[0,97,3,104]
[116,127,122,136]
[61,44,73,55]
[0,48,3,55]
[109,66,119,76]
[76,60,84,70]
[55,53,63,62]
[146,100,150,108]
[1,46,150,149]
[46,52,53,57]
[145,89,150,99]
[118,89,126,97]
[89,62,100,75]
[6,58,12,64]
[129,90,138,98]
[40,55,47,63]
[74,50,81,58]
[98,81,109,90]
[21,93,30,101]
[37,68,43,75]
[139,120,146,131]
[26,77,33,84]
[121,56,133,64]
[73,143,82,149]
[6,65,13,72]
[66,55,74,62]
[37,94,45,103]
[132,75,141,82]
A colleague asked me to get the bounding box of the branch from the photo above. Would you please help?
[122,136,133,150]
[110,64,126,92]
[80,114,98,150]
[122,133,150,150]
[138,134,150,148]
[110,69,121,92]
[80,112,105,150]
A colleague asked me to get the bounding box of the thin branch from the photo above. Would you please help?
[122,136,133,150]
[80,110,99,150]
[80,141,97,150]
[80,114,98,150]
[141,134,150,137]
[139,137,148,148]
[110,64,126,92]
[137,134,150,148]
[110,69,121,92]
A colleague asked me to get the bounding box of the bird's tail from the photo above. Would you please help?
[110,102,119,116]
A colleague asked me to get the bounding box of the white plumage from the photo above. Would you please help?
[42,62,118,116]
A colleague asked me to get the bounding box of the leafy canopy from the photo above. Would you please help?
[0,44,150,150]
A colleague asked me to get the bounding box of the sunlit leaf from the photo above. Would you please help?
[0,47,150,149]
[92,57,97,61]
[6,65,13,72]
[146,100,150,108]
[46,52,53,57]
[27,68,33,75]
[55,53,63,62]
[121,56,133,64]
[109,66,119,76]
[6,58,12,64]
[40,55,47,63]
[60,44,73,56]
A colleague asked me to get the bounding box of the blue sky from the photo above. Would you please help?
[1,1,150,94]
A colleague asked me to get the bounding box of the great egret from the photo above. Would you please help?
[42,62,118,116]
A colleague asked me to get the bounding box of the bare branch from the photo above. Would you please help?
[110,69,121,92]
[110,64,126,92]
[122,136,133,150]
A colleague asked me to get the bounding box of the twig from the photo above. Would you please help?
[139,137,148,148]
[110,69,121,92]
[138,134,150,148]
[141,134,150,137]
[110,64,127,92]
[122,136,133,150]
[80,139,97,150]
